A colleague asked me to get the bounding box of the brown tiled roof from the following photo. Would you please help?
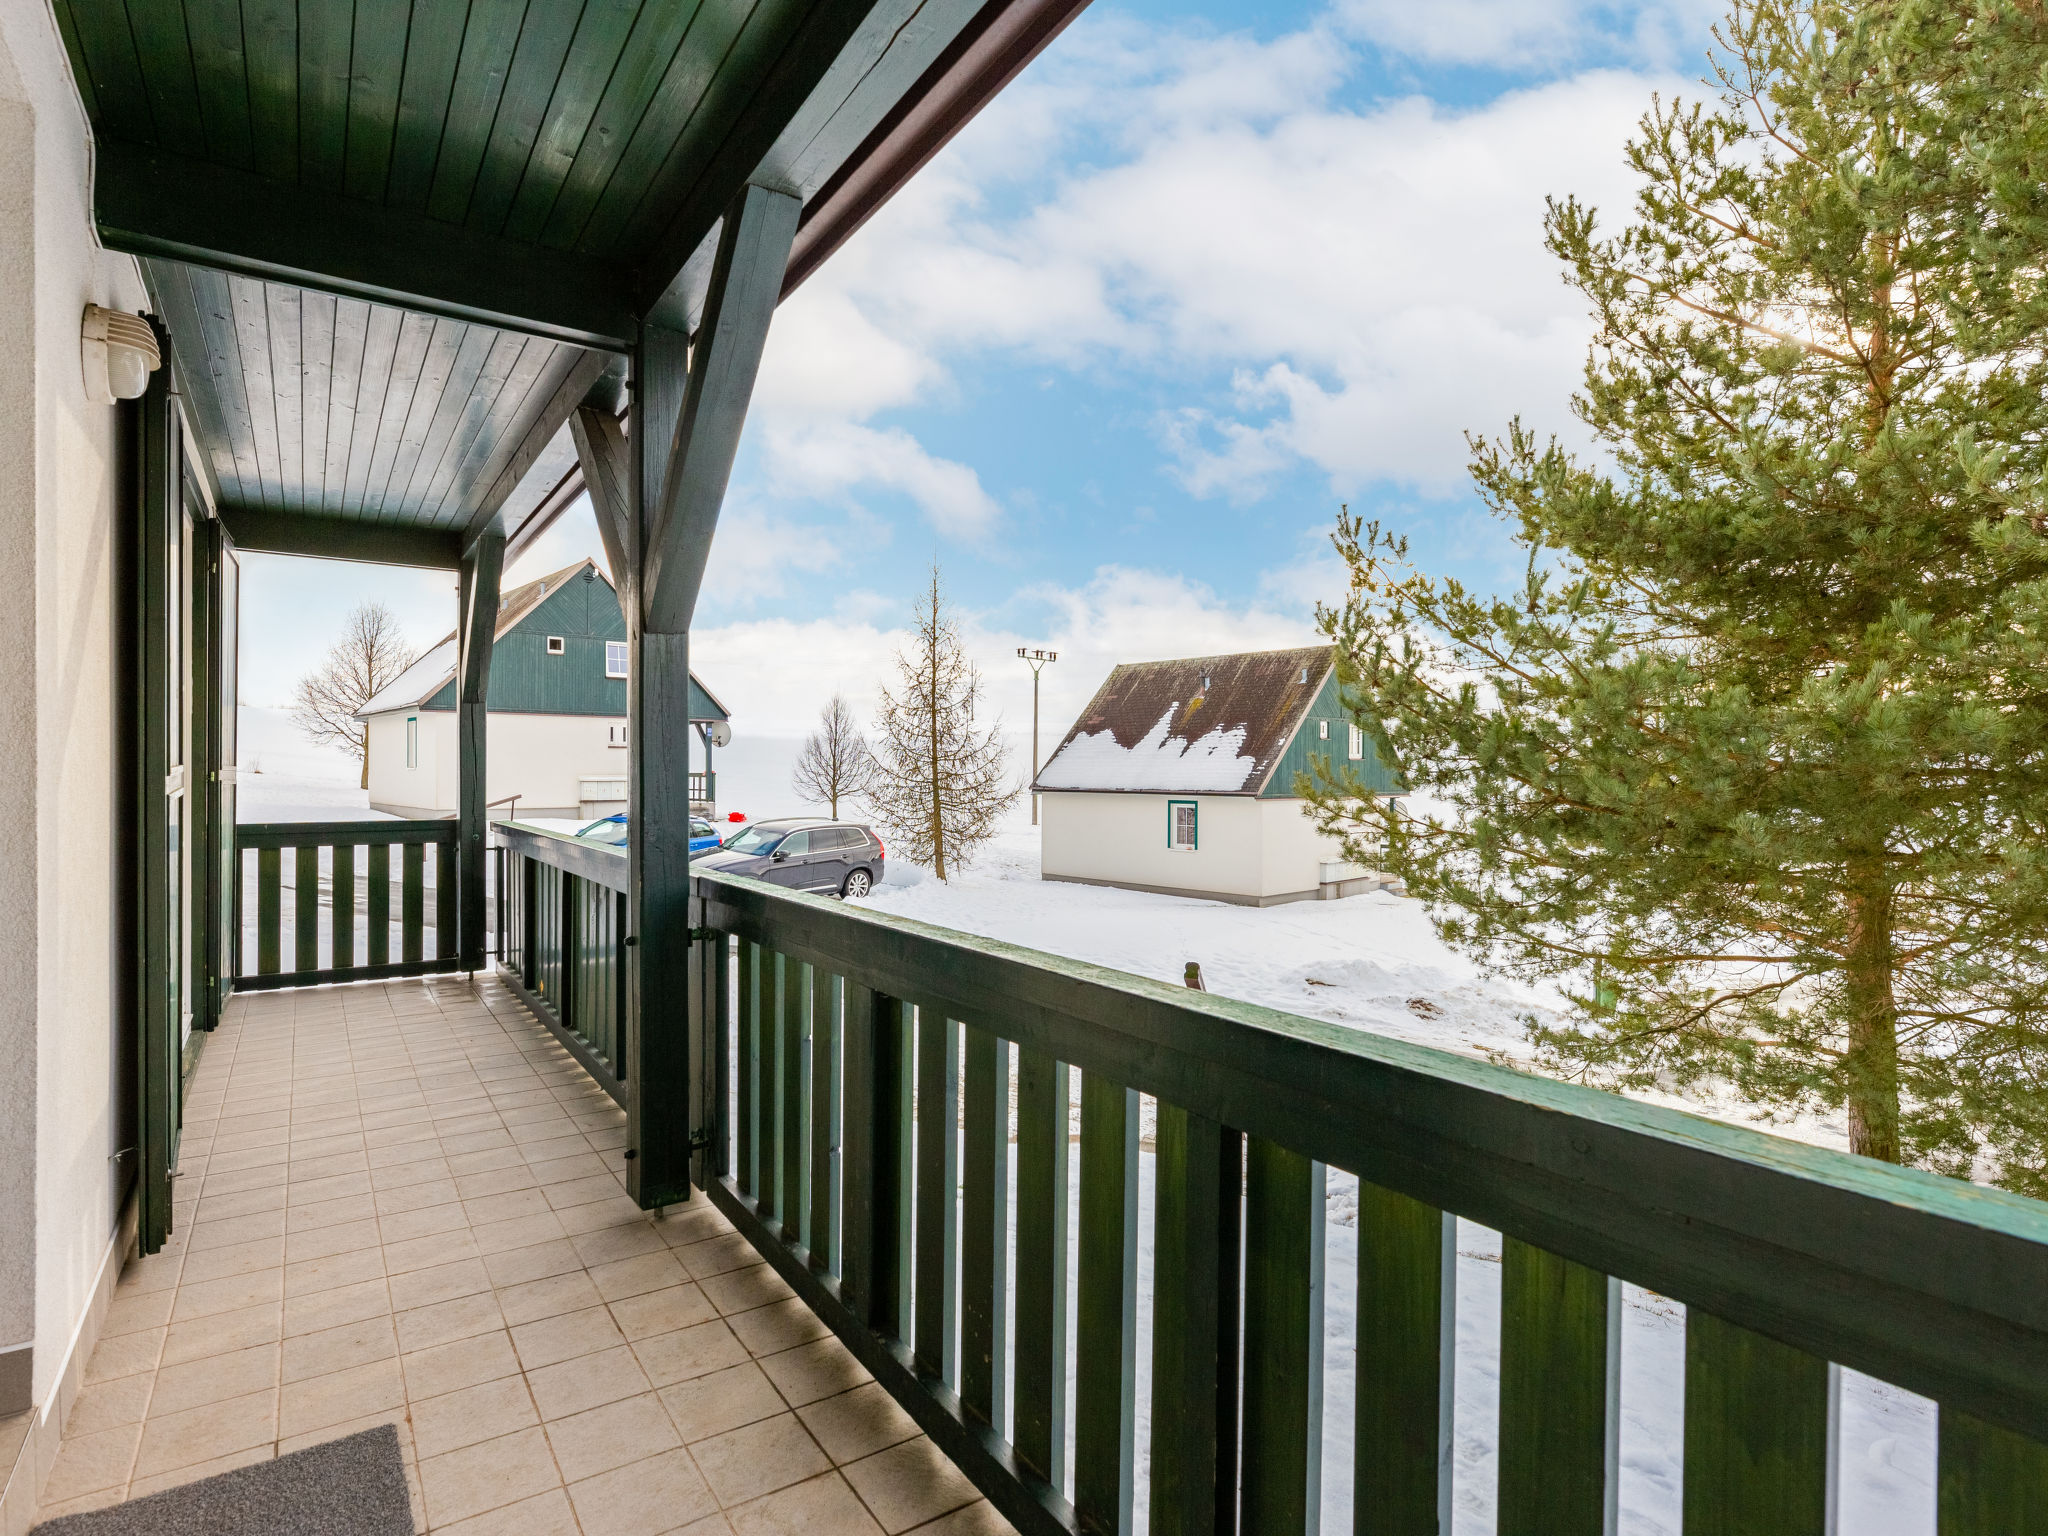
[1034,645,1333,795]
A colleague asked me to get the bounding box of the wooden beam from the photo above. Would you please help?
[460,348,613,554]
[96,143,639,353]
[457,534,505,973]
[643,184,802,635]
[215,506,463,568]
[571,406,634,598]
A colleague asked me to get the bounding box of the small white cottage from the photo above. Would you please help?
[1033,645,1400,906]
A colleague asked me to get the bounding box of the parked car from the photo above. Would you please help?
[693,818,884,897]
[575,813,723,854]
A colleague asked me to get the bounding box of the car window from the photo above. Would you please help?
[829,828,862,851]
[780,831,810,855]
[725,826,783,854]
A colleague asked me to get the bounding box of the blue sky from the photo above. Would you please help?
[244,0,1722,774]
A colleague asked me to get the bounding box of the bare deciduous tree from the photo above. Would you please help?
[866,566,1018,880]
[292,602,418,788]
[792,693,872,817]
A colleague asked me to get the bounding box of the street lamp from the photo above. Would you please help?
[1017,647,1057,826]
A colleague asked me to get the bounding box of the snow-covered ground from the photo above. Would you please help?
[868,828,1938,1535]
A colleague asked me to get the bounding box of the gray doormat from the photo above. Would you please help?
[31,1425,413,1535]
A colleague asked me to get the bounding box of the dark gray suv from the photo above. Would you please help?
[693,819,885,897]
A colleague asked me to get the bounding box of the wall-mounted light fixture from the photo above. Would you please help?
[80,305,161,404]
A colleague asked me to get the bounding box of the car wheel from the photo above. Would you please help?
[842,868,872,899]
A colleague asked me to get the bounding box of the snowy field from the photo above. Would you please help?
[867,828,1939,1535]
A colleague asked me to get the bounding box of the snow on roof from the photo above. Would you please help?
[1034,645,1333,796]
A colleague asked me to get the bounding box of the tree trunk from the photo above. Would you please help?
[359,728,370,790]
[1842,876,1901,1162]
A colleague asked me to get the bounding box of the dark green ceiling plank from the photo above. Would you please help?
[360,311,440,514]
[430,334,557,524]
[409,328,530,523]
[392,324,499,513]
[217,505,464,567]
[378,318,469,514]
[461,348,610,548]
[50,3,104,126]
[385,0,474,210]
[183,266,266,503]
[573,0,758,258]
[299,290,336,505]
[121,0,207,154]
[459,3,587,234]
[323,298,372,513]
[298,0,358,190]
[145,261,248,504]
[629,0,877,309]
[228,276,285,509]
[342,305,405,515]
[181,0,257,168]
[343,0,414,202]
[241,0,298,182]
[94,143,639,350]
[499,0,656,244]
[263,283,305,495]
[537,0,708,248]
[424,0,527,221]
[58,1,154,141]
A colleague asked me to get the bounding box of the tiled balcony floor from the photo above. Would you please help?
[42,975,1014,1536]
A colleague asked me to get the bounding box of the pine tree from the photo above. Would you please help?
[792,693,872,817]
[867,567,1019,880]
[1306,1,2048,1184]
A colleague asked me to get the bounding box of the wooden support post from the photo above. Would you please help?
[457,532,504,973]
[624,182,800,1210]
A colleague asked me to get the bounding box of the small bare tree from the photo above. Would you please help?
[866,566,1018,879]
[292,602,418,788]
[792,693,871,817]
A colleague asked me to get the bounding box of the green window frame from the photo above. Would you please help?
[1168,798,1198,851]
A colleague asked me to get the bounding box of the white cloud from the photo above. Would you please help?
[1334,0,1723,70]
[761,421,1003,540]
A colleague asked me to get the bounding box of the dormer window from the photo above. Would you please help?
[605,641,627,679]
[546,636,565,655]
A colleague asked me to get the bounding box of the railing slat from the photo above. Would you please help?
[915,1009,960,1382]
[961,1026,1010,1431]
[1150,1104,1240,1536]
[737,940,760,1200]
[759,949,784,1222]
[783,957,810,1245]
[1076,1073,1138,1534]
[1682,1309,1827,1535]
[877,994,914,1340]
[402,841,424,965]
[1498,1237,1617,1535]
[1355,1180,1454,1536]
[294,844,319,973]
[1243,1138,1323,1536]
[367,843,390,966]
[331,843,354,971]
[809,966,837,1270]
[1939,1408,2048,1534]
[257,847,281,975]
[436,836,455,959]
[840,982,878,1323]
[1013,1046,1070,1488]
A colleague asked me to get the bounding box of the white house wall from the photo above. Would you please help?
[1040,792,1352,904]
[1259,796,1351,897]
[367,710,630,818]
[0,0,150,1424]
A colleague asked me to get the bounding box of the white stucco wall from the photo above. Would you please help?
[0,0,149,1412]
[1040,792,1350,903]
[366,708,631,817]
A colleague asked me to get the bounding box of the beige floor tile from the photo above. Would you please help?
[842,1438,981,1534]
[62,1373,156,1439]
[527,1344,652,1422]
[698,1266,795,1318]
[147,1342,280,1417]
[471,1212,570,1257]
[124,1441,275,1499]
[384,1227,484,1276]
[400,1330,523,1401]
[375,1177,462,1215]
[132,1385,277,1478]
[191,1185,289,1224]
[796,1385,919,1466]
[288,1171,375,1205]
[170,1268,284,1323]
[411,1376,541,1460]
[634,1320,749,1389]
[160,1301,282,1367]
[281,1315,398,1383]
[728,1299,832,1359]
[549,1184,635,1222]
[572,1222,667,1267]
[179,1235,286,1285]
[30,1486,129,1523]
[589,1250,688,1304]
[678,1235,763,1282]
[565,1447,719,1536]
[543,1392,681,1483]
[283,1217,384,1265]
[377,1202,470,1245]
[387,1257,494,1315]
[418,1427,563,1527]
[496,1271,604,1328]
[284,1192,380,1231]
[39,1421,144,1501]
[456,1166,541,1202]
[482,1240,584,1289]
[283,1276,391,1338]
[689,1414,830,1507]
[902,1501,1018,1535]
[758,1338,869,1411]
[99,1287,177,1338]
[395,1289,506,1355]
[610,1283,718,1343]
[283,1245,386,1298]
[660,1362,786,1444]
[275,1404,411,1456]
[727,1472,886,1536]
[511,1306,625,1371]
[434,1487,582,1536]
[83,1328,166,1384]
[463,1188,554,1226]
[276,1353,408,1440]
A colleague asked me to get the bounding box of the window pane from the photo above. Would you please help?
[781,832,809,855]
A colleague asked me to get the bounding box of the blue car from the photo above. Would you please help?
[575,814,723,854]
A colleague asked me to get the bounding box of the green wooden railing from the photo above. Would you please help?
[495,822,626,1100]
[688,867,2048,1536]
[233,820,458,991]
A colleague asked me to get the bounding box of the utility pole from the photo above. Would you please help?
[1017,647,1057,826]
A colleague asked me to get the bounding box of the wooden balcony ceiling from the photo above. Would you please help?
[55,0,1087,562]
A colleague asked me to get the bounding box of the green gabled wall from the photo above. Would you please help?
[1259,668,1402,798]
